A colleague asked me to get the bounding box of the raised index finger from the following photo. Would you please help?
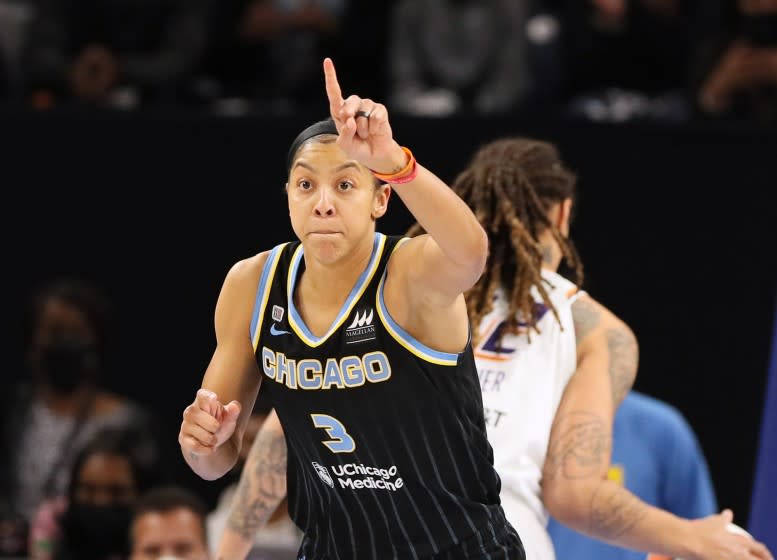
[323,57,344,118]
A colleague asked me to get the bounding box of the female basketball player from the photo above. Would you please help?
[436,137,772,560]
[178,58,525,559]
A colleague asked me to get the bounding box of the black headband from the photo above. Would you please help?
[286,117,338,175]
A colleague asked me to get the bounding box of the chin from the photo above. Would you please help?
[306,236,345,264]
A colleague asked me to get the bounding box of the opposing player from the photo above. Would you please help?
[443,137,772,560]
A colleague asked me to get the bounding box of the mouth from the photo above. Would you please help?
[309,231,340,235]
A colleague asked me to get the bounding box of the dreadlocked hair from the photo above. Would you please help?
[407,138,583,343]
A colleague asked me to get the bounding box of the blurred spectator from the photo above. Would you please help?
[696,0,777,120]
[201,0,345,114]
[0,278,159,528]
[29,427,158,560]
[130,486,209,560]
[23,0,211,109]
[547,391,718,560]
[558,0,715,121]
[561,0,695,94]
[0,0,34,101]
[388,0,531,116]
[206,390,301,559]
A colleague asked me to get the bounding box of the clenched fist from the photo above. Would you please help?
[179,389,242,457]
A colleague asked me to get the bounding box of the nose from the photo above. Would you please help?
[313,186,335,217]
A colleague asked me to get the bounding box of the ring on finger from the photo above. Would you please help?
[355,110,371,119]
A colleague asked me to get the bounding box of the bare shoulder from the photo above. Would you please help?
[384,235,469,353]
[386,235,423,274]
[383,236,420,322]
[221,251,272,299]
[215,250,273,331]
[227,251,271,285]
[572,294,639,406]
[571,294,633,344]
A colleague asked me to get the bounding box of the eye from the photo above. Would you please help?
[338,180,354,191]
[297,179,312,191]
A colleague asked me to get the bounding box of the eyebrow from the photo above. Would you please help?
[335,161,361,172]
[292,160,361,174]
[292,161,316,173]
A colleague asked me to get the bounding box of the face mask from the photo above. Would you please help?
[38,335,97,394]
[60,503,131,558]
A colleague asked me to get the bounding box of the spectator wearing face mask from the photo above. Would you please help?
[29,427,159,560]
[0,278,159,531]
[130,486,210,560]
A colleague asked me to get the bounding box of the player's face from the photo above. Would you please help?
[288,140,390,264]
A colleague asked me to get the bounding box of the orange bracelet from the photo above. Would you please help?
[371,147,417,184]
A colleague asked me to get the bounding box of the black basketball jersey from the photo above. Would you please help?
[250,233,524,560]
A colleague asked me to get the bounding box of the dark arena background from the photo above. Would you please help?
[1,1,776,558]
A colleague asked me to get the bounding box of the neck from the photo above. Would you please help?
[299,234,375,308]
[538,232,563,273]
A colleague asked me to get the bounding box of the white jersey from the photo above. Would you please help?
[475,269,583,560]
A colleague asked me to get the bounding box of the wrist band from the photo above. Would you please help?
[371,147,418,184]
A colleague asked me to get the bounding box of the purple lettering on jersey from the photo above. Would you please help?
[479,303,550,355]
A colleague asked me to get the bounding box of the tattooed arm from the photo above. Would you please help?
[216,410,289,560]
[569,294,638,409]
[541,295,773,560]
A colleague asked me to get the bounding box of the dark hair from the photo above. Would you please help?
[286,117,339,175]
[131,486,208,543]
[25,277,114,363]
[409,137,583,340]
[285,117,385,190]
[66,427,157,504]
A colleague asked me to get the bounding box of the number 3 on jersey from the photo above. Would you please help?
[311,414,356,453]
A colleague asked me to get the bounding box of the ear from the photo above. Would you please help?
[558,198,573,236]
[286,182,291,215]
[372,184,391,220]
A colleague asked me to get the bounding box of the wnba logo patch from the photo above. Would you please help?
[312,462,334,488]
[345,308,376,344]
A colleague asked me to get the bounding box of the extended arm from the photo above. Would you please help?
[542,295,771,560]
[323,58,487,351]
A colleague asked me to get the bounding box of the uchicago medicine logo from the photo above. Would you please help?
[312,462,334,488]
[312,461,404,491]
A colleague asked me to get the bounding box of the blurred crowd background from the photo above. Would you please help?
[1,0,776,559]
[0,0,775,122]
